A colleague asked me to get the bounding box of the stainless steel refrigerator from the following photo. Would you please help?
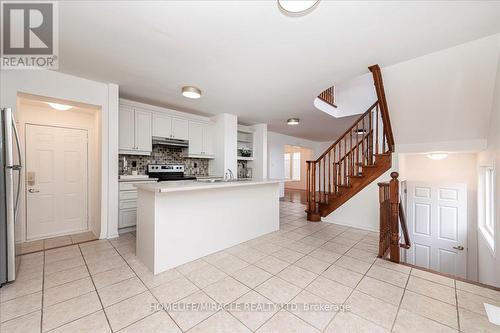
[0,108,22,286]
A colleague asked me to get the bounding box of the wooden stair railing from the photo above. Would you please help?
[377,172,411,263]
[318,86,337,108]
[306,64,394,221]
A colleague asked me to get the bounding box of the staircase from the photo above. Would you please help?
[306,64,395,221]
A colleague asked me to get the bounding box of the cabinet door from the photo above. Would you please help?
[172,118,189,140]
[203,124,215,156]
[134,109,152,153]
[188,121,204,155]
[153,114,172,138]
[119,209,137,228]
[119,106,135,151]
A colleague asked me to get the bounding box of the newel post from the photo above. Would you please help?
[389,172,400,263]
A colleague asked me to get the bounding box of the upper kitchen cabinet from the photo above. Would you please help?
[153,114,188,140]
[187,121,215,158]
[119,105,152,155]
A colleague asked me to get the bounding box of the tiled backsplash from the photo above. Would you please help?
[119,146,209,176]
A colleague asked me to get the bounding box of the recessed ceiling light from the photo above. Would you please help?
[182,86,202,99]
[47,102,72,111]
[278,0,320,15]
[427,152,448,160]
[287,118,300,125]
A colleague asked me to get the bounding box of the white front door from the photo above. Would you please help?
[406,182,467,278]
[26,125,88,240]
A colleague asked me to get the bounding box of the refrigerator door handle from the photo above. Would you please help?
[11,113,22,220]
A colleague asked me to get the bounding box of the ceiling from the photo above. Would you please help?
[57,1,500,141]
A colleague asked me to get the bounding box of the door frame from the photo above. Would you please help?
[405,181,468,278]
[25,123,90,240]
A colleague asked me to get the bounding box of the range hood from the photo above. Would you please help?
[152,136,189,148]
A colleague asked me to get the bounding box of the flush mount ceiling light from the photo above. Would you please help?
[287,118,300,125]
[47,102,72,111]
[354,129,367,135]
[427,152,449,160]
[181,86,202,99]
[278,0,320,15]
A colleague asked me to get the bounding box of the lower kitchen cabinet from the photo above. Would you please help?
[119,180,155,229]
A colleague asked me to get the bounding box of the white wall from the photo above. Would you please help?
[267,131,326,197]
[476,51,500,288]
[399,153,479,281]
[384,34,500,152]
[209,113,238,177]
[315,73,376,119]
[17,101,102,240]
[321,154,398,231]
[0,69,119,239]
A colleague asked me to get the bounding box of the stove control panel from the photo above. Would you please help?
[147,164,184,173]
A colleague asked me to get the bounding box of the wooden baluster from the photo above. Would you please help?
[312,163,316,211]
[355,123,359,174]
[376,104,379,156]
[361,117,365,168]
[306,162,310,210]
[323,158,326,203]
[368,108,373,165]
[328,152,331,198]
[350,130,353,177]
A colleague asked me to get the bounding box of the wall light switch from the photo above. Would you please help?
[27,172,35,186]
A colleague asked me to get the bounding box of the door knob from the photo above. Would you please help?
[28,189,40,193]
[453,246,464,251]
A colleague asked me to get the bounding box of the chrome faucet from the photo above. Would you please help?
[225,169,234,181]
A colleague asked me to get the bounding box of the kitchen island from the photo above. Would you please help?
[135,179,280,274]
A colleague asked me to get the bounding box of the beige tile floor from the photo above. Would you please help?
[1,201,499,332]
[16,232,98,255]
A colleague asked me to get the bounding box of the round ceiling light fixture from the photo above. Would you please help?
[278,0,320,15]
[426,152,449,160]
[181,86,202,99]
[287,118,300,125]
[47,102,72,111]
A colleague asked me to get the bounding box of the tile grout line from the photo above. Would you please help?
[107,238,185,333]
[389,266,411,332]
[40,251,46,333]
[455,279,461,332]
[319,230,382,332]
[76,244,114,332]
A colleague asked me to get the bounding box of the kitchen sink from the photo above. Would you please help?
[196,178,252,183]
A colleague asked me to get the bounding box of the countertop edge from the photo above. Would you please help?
[135,179,282,193]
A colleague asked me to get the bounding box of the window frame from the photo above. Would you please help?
[478,164,496,255]
[291,152,301,181]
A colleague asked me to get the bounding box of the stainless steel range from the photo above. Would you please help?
[147,164,196,182]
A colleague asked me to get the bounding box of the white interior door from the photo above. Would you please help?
[406,182,467,278]
[26,125,88,240]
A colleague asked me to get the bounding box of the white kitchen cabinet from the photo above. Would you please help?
[153,114,172,138]
[188,121,214,158]
[119,106,152,155]
[188,122,204,155]
[172,118,189,140]
[203,124,215,156]
[119,180,156,229]
[119,106,135,151]
[135,109,152,152]
[152,114,188,140]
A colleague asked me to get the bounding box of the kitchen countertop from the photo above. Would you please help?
[119,177,158,182]
[135,179,281,193]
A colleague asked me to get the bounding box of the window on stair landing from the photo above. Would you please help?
[478,165,495,253]
[284,152,301,181]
